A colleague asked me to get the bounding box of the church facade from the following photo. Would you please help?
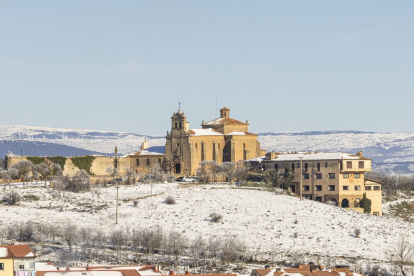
[165,107,265,176]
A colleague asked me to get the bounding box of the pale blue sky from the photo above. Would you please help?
[1,1,413,135]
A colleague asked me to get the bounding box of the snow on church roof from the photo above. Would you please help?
[189,128,223,136]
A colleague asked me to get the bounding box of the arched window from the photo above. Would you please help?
[175,122,178,128]
[341,198,349,208]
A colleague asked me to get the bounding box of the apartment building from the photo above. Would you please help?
[255,151,382,215]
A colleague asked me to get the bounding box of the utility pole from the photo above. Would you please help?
[299,156,303,201]
[114,146,119,225]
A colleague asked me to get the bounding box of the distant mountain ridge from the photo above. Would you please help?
[1,125,413,174]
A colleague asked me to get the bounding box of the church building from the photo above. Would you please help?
[165,107,265,176]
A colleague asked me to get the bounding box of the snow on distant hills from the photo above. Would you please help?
[1,125,414,174]
[0,125,165,157]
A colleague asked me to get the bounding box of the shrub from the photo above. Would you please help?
[360,192,372,213]
[4,190,21,205]
[209,212,223,223]
[23,194,40,201]
[354,228,361,238]
[165,196,176,205]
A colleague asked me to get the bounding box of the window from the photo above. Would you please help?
[354,173,361,179]
[179,122,182,128]
[304,163,308,172]
[343,173,349,179]
[316,185,322,191]
[365,186,372,191]
[374,186,381,190]
[340,161,343,170]
[316,173,322,179]
[328,185,335,191]
[303,173,310,179]
[343,186,349,191]
[346,161,352,169]
[136,159,140,166]
[29,262,35,269]
[275,164,278,170]
[291,163,295,171]
[147,159,150,166]
[303,185,310,191]
[317,163,321,171]
[218,143,221,149]
[158,159,161,166]
[359,161,364,168]
[195,143,198,149]
[19,265,24,270]
[177,143,180,146]
[315,196,322,202]
[373,212,379,216]
[175,122,178,128]
[355,185,361,191]
[325,162,328,168]
[0,263,4,271]
[329,173,335,179]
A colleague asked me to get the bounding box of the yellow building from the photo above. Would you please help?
[0,245,36,276]
[255,151,382,216]
[165,107,264,176]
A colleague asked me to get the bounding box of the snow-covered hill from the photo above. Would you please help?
[1,125,414,174]
[0,183,408,266]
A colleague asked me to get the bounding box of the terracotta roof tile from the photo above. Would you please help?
[0,245,36,258]
[254,269,272,276]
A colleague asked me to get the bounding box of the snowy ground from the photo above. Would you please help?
[0,183,409,266]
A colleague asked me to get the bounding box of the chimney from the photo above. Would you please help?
[170,271,175,275]
[220,107,230,118]
[141,138,149,150]
[356,151,363,158]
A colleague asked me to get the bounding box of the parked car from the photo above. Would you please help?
[176,176,198,183]
[108,178,123,184]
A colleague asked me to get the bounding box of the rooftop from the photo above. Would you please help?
[0,245,36,258]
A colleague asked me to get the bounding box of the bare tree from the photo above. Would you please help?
[62,223,78,253]
[234,160,249,182]
[167,231,187,271]
[393,235,413,276]
[221,162,236,183]
[34,163,51,187]
[11,160,33,188]
[197,161,211,183]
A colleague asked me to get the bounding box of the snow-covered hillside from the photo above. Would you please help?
[0,183,409,266]
[2,125,414,174]
[0,125,165,156]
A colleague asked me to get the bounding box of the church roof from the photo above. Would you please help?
[189,128,223,136]
[203,117,247,126]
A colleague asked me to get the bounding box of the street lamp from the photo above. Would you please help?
[299,156,303,201]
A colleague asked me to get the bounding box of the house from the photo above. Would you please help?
[0,245,36,276]
[249,151,382,216]
[252,264,365,276]
[128,139,166,174]
[35,264,164,276]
